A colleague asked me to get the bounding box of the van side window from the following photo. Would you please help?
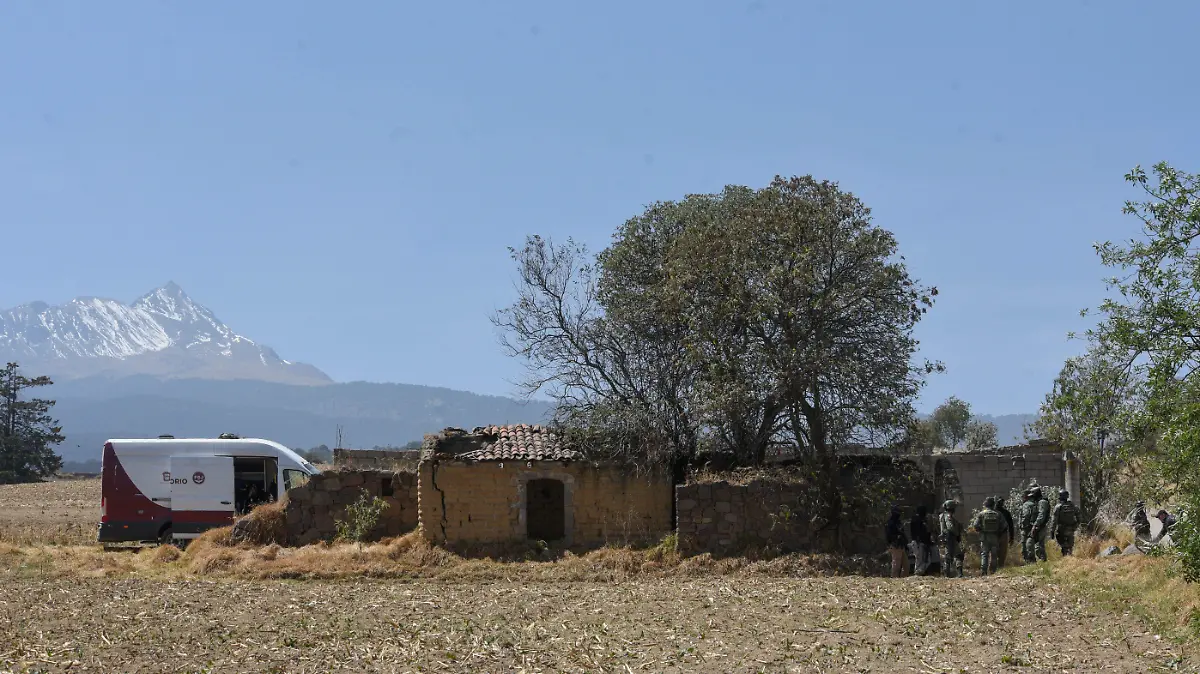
[283,469,310,492]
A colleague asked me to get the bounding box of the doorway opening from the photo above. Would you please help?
[526,478,566,541]
[234,457,278,514]
[934,458,963,505]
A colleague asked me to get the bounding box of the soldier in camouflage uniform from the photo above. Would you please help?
[1028,486,1051,562]
[995,496,1015,567]
[939,500,964,578]
[1049,488,1079,556]
[1019,488,1038,563]
[972,496,1010,575]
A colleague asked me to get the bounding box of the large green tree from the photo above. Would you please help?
[0,362,65,484]
[662,177,940,462]
[494,175,940,484]
[1042,162,1200,576]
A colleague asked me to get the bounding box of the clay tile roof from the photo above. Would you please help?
[457,423,582,462]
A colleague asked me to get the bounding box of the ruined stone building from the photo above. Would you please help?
[417,424,673,548]
[276,429,1076,558]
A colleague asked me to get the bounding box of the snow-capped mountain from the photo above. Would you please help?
[0,282,331,385]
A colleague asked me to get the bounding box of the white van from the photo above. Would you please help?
[98,436,321,543]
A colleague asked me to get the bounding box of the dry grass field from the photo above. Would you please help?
[0,477,98,546]
[0,479,1195,672]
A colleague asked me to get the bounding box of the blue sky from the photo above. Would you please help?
[1,1,1197,415]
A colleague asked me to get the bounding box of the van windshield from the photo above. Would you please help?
[283,469,310,492]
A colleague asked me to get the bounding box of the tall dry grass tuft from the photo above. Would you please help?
[1073,535,1107,559]
[229,501,288,546]
[181,526,239,574]
[150,544,182,563]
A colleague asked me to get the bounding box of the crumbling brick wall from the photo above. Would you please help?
[283,469,418,545]
[677,460,932,556]
[418,460,672,549]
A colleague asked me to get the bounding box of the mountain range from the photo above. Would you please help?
[1,283,1034,470]
[0,282,329,385]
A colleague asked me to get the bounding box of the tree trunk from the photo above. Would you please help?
[802,378,844,552]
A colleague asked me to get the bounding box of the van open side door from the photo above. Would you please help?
[169,455,235,539]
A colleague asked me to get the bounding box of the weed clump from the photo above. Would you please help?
[335,489,389,547]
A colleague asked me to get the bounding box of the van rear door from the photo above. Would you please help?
[169,456,235,539]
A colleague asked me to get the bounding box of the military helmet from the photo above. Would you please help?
[984,496,996,508]
[1059,489,1070,501]
[943,499,957,511]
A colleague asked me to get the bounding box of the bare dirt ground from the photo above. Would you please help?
[0,479,1193,672]
[0,478,98,545]
[1,574,1190,672]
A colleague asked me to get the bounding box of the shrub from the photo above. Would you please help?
[1169,496,1200,581]
[335,489,390,547]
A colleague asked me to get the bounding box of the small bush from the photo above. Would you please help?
[1169,496,1200,582]
[335,489,390,546]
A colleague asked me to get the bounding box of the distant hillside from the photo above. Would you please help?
[42,374,1037,463]
[48,375,555,462]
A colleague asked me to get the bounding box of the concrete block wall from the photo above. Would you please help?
[945,448,1064,512]
[283,469,418,545]
[418,460,672,548]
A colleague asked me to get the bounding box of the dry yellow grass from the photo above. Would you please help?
[0,530,888,583]
[1016,550,1200,644]
[227,499,288,545]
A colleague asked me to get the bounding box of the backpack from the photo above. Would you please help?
[1057,503,1078,526]
[980,509,1001,533]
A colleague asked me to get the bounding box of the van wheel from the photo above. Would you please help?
[158,526,173,545]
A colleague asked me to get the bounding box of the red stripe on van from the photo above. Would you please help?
[101,442,170,523]
[172,510,234,525]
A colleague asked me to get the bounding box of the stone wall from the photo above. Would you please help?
[332,448,421,470]
[677,460,932,557]
[418,460,673,548]
[283,469,418,545]
[676,479,818,556]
